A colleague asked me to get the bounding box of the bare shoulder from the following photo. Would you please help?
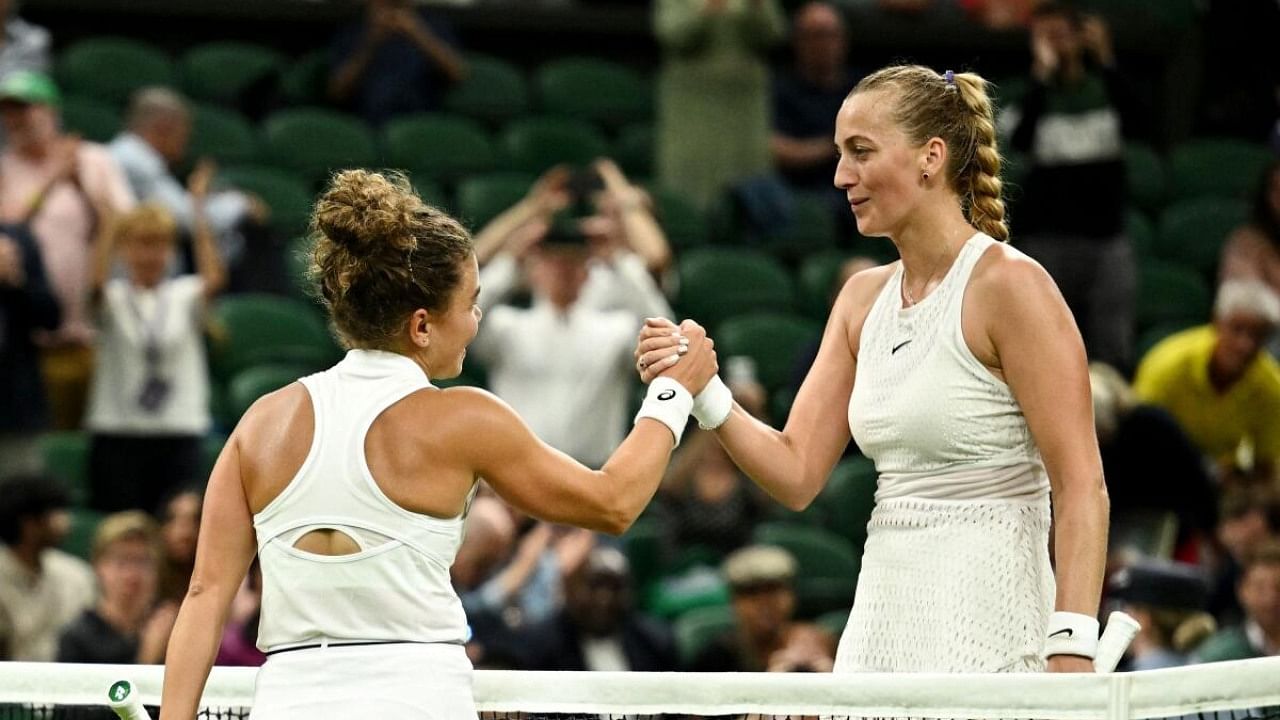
[238,381,311,440]
[968,241,1062,310]
[833,261,897,320]
[400,384,523,440]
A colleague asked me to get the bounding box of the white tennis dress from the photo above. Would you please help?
[840,233,1055,673]
[250,349,476,719]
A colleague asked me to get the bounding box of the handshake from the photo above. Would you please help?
[631,317,735,444]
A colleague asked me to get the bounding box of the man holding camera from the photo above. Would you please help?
[469,159,674,468]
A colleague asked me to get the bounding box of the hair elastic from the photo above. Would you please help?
[944,69,956,86]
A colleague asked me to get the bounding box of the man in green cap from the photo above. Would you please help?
[0,69,135,430]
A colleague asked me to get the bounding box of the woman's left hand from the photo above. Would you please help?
[1047,655,1095,673]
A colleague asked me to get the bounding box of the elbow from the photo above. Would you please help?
[596,504,635,537]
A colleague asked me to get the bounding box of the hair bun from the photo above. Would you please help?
[313,169,421,255]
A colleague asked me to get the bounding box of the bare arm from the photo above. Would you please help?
[472,166,570,266]
[188,160,227,298]
[159,436,257,720]
[637,270,888,510]
[458,326,717,534]
[977,251,1109,667]
[395,10,467,85]
[328,17,388,103]
[595,159,672,273]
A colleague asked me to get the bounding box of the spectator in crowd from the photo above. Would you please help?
[654,377,771,558]
[1107,560,1216,670]
[57,510,175,663]
[655,0,786,211]
[1089,363,1217,552]
[691,545,836,672]
[1005,4,1134,369]
[511,547,678,671]
[771,3,859,205]
[156,485,201,605]
[0,0,50,80]
[1133,279,1280,479]
[0,71,135,430]
[1220,160,1280,346]
[328,0,467,127]
[1196,541,1280,662]
[454,496,595,660]
[214,560,265,667]
[472,162,673,469]
[85,200,225,514]
[110,88,261,271]
[0,474,95,661]
[0,221,59,473]
[1209,488,1280,626]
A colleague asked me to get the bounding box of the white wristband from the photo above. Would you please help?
[634,377,694,447]
[693,376,733,430]
[1044,611,1100,660]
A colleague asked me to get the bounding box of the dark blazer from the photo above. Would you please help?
[510,610,679,672]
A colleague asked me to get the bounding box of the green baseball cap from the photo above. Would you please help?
[0,71,62,107]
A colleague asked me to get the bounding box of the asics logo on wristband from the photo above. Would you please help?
[1048,628,1073,638]
[657,390,677,401]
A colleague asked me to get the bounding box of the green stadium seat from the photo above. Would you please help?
[444,54,529,125]
[189,104,258,165]
[535,57,651,128]
[281,51,329,107]
[672,603,736,666]
[816,608,850,639]
[501,116,609,175]
[816,455,878,553]
[751,523,860,617]
[1136,259,1212,334]
[218,165,314,239]
[770,386,797,425]
[715,312,822,391]
[650,187,707,249]
[992,76,1028,114]
[1124,143,1165,213]
[676,248,794,331]
[646,567,731,619]
[1168,138,1273,202]
[1154,198,1248,278]
[227,364,308,420]
[615,123,653,180]
[40,431,90,506]
[262,108,378,185]
[61,508,104,561]
[285,235,315,301]
[622,518,667,596]
[413,178,451,213]
[762,192,838,261]
[455,172,536,231]
[57,37,175,105]
[382,113,496,182]
[209,294,339,381]
[798,250,850,321]
[1126,208,1156,258]
[60,95,121,143]
[180,42,284,105]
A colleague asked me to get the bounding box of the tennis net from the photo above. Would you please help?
[1,658,1278,720]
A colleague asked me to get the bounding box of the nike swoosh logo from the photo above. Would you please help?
[1048,628,1073,638]
[891,340,911,354]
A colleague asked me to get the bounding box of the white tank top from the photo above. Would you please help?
[848,233,1048,502]
[254,349,473,653]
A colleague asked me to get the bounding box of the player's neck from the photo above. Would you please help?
[893,204,974,282]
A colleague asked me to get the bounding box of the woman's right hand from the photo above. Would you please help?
[657,319,718,395]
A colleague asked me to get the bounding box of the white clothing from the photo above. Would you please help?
[849,233,1048,503]
[580,635,630,671]
[840,233,1054,673]
[251,642,474,720]
[0,547,96,661]
[85,275,211,435]
[254,350,471,653]
[473,252,671,466]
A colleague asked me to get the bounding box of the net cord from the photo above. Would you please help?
[1,658,1278,720]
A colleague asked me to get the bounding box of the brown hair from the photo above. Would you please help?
[113,203,178,245]
[91,510,160,563]
[849,65,1010,242]
[1244,540,1280,572]
[308,170,474,349]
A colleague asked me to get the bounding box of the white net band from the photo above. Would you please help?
[1,658,1279,719]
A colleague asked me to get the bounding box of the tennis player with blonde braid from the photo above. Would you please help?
[638,65,1110,673]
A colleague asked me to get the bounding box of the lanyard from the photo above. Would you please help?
[124,283,171,367]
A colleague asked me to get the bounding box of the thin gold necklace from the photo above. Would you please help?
[902,252,954,307]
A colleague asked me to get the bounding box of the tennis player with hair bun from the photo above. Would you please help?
[157,169,717,719]
[638,65,1110,674]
